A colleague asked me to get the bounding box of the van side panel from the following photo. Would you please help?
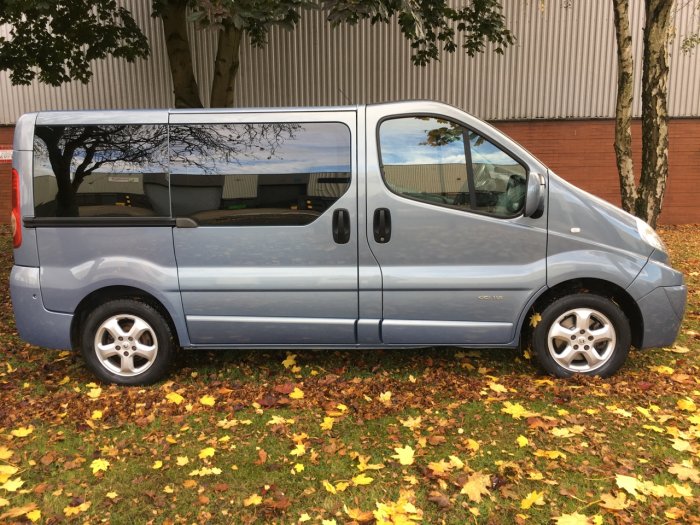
[546,175,649,289]
[34,228,190,346]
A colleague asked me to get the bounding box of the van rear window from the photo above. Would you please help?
[33,125,169,218]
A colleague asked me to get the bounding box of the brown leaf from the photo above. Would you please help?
[255,449,268,465]
[40,451,56,465]
[428,435,446,446]
[257,393,279,408]
[213,483,229,492]
[428,490,452,509]
[273,383,294,395]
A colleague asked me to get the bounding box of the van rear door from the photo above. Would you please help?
[170,110,359,346]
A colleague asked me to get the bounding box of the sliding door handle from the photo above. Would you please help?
[373,208,391,243]
[332,208,350,244]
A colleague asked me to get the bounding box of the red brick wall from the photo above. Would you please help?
[0,119,698,224]
[494,119,700,225]
[0,126,13,224]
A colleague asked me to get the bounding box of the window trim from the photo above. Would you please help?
[376,113,530,220]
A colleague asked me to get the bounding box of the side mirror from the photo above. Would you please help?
[524,171,546,218]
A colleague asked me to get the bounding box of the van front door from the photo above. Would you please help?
[365,107,547,346]
[170,111,358,345]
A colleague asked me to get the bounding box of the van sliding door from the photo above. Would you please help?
[170,111,359,346]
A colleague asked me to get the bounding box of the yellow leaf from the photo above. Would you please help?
[163,485,174,494]
[448,455,464,469]
[648,365,674,375]
[299,513,311,522]
[289,387,304,400]
[516,435,529,448]
[379,391,392,404]
[335,481,350,492]
[428,459,452,476]
[282,353,297,368]
[400,416,422,430]
[90,458,110,475]
[344,505,375,522]
[293,463,304,473]
[665,345,690,354]
[176,456,190,466]
[670,438,693,452]
[460,471,491,503]
[290,443,306,457]
[320,417,334,431]
[63,502,91,517]
[466,438,480,452]
[1,477,23,492]
[0,448,12,461]
[243,494,262,507]
[152,460,163,470]
[0,465,18,481]
[0,497,8,507]
[165,391,184,405]
[26,509,41,522]
[592,515,603,525]
[10,426,33,438]
[615,474,642,498]
[199,395,216,407]
[58,375,70,385]
[105,492,118,499]
[520,490,545,510]
[599,492,629,510]
[87,387,102,399]
[554,512,592,525]
[91,410,103,420]
[668,461,700,483]
[501,401,538,419]
[534,449,567,460]
[198,447,215,459]
[677,398,697,412]
[352,473,374,486]
[529,313,542,327]
[323,480,337,494]
[322,520,337,525]
[489,382,508,393]
[392,445,415,466]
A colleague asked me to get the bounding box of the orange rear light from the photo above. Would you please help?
[11,168,21,248]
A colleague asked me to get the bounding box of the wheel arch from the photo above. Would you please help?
[71,286,182,351]
[521,278,643,349]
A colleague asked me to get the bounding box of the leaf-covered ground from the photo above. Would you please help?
[0,225,698,524]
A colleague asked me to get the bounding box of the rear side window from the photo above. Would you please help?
[33,125,169,218]
[169,122,351,226]
[379,116,527,218]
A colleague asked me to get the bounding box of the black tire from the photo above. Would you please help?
[531,293,631,378]
[80,299,175,385]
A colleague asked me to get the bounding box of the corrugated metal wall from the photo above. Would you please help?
[1,0,699,123]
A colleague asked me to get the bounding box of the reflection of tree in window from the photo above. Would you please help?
[34,125,166,217]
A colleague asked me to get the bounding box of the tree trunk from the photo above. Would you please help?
[159,0,203,108]
[612,0,636,213]
[210,24,243,108]
[636,0,674,228]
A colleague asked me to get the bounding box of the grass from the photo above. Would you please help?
[0,225,698,524]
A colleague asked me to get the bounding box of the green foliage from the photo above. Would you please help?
[0,0,149,86]
[324,0,515,65]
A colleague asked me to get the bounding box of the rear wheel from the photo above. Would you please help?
[532,294,631,378]
[80,299,174,385]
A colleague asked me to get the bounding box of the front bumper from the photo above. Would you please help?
[636,284,687,349]
[10,265,73,350]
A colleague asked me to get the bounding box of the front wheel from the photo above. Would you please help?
[531,294,631,378]
[80,299,175,385]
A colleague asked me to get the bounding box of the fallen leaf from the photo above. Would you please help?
[392,445,415,466]
[199,447,215,459]
[90,458,109,475]
[352,473,374,486]
[554,512,592,525]
[520,490,545,509]
[460,471,491,503]
[10,426,33,438]
[165,392,184,405]
[243,493,262,507]
[289,387,304,400]
[599,492,629,510]
[199,395,216,407]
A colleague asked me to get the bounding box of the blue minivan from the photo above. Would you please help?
[9,102,686,384]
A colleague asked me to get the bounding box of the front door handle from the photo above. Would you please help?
[373,208,391,243]
[332,208,350,244]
